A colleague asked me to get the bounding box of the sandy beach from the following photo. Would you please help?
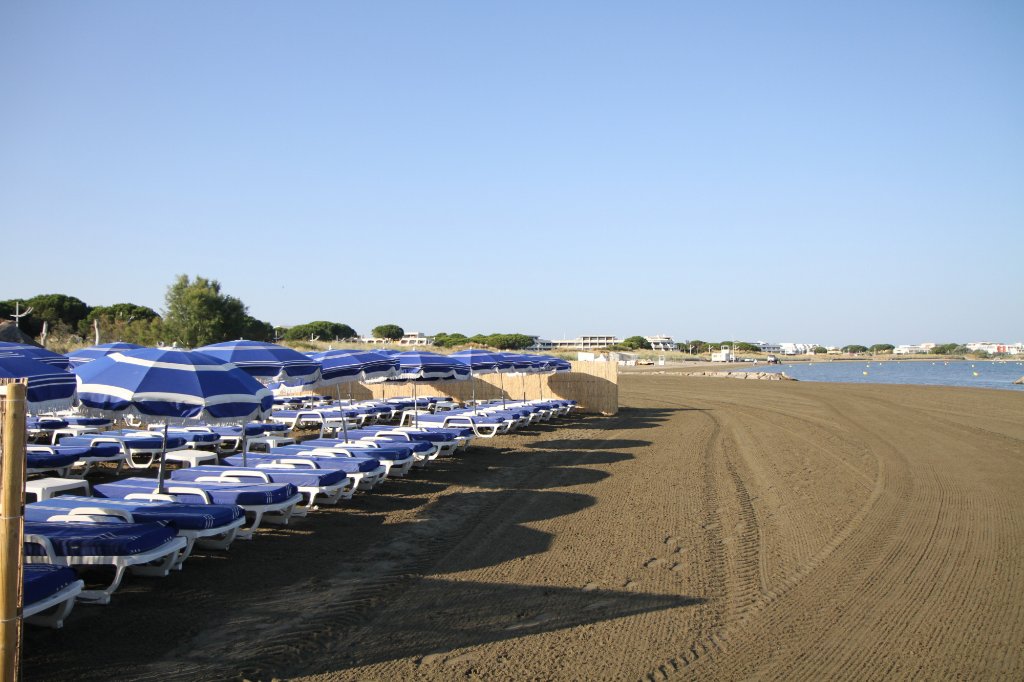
[23,374,1024,680]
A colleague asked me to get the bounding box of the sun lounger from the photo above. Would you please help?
[26,446,83,477]
[170,464,353,509]
[26,442,127,477]
[400,410,511,437]
[209,422,290,452]
[223,451,386,492]
[92,477,303,537]
[26,495,247,568]
[24,521,187,604]
[57,432,187,471]
[23,564,84,628]
[335,427,464,457]
[291,439,425,472]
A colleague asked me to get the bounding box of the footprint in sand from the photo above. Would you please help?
[670,562,685,572]
[643,558,666,569]
[419,653,445,666]
[664,535,679,546]
[623,579,640,591]
[446,653,479,666]
[582,582,600,592]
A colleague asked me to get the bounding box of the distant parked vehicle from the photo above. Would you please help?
[766,354,780,364]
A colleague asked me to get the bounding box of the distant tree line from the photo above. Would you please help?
[433,332,534,350]
[2,275,280,348]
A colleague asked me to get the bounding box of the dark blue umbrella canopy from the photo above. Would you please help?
[66,342,144,368]
[310,350,399,385]
[74,348,273,424]
[0,355,76,413]
[394,351,471,382]
[0,341,72,371]
[449,349,514,374]
[497,352,543,374]
[541,356,572,372]
[196,340,321,387]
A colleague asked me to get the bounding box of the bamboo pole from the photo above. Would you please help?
[1,381,27,682]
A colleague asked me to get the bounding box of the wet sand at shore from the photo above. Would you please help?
[24,375,1024,680]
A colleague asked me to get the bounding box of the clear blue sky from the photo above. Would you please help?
[3,1,1021,346]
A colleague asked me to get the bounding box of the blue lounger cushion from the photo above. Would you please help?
[93,478,299,507]
[341,428,456,444]
[302,438,432,454]
[23,564,80,606]
[154,431,219,445]
[58,433,188,450]
[269,444,412,463]
[28,444,123,461]
[171,465,349,489]
[223,453,382,473]
[26,418,68,430]
[63,416,113,427]
[211,423,289,437]
[26,496,244,531]
[26,449,81,469]
[24,521,179,557]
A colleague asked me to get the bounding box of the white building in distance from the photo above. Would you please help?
[645,335,677,351]
[360,331,435,346]
[893,343,936,355]
[966,342,1022,355]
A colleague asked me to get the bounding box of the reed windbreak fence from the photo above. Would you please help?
[312,361,619,415]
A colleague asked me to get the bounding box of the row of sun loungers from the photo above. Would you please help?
[19,395,576,627]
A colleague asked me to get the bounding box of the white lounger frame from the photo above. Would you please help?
[122,486,303,539]
[24,530,187,605]
[24,577,84,628]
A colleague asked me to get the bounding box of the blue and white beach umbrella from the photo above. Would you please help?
[497,352,540,374]
[196,340,321,388]
[449,349,515,374]
[0,355,77,413]
[541,356,572,372]
[74,348,274,490]
[74,348,274,423]
[450,349,515,411]
[66,342,144,368]
[312,350,400,386]
[393,352,470,426]
[0,341,72,371]
[395,351,472,381]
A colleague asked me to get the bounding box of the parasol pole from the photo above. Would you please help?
[471,369,477,414]
[336,384,349,442]
[156,422,169,494]
[240,425,248,467]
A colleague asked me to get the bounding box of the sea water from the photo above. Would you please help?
[738,360,1024,392]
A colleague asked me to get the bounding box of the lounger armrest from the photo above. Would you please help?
[23,534,59,562]
[163,486,214,504]
[196,471,271,483]
[27,445,58,454]
[308,449,344,457]
[376,431,412,440]
[89,436,126,447]
[258,459,319,469]
[49,507,135,524]
[125,493,178,502]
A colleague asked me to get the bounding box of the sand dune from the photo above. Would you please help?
[24,375,1024,680]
